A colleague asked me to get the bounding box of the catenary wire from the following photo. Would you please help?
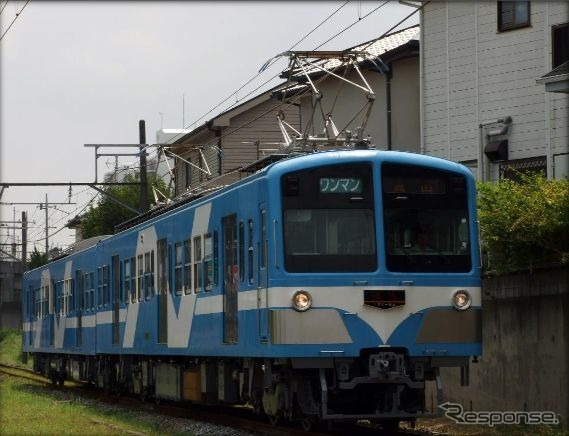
[162,1,352,146]
[0,0,30,41]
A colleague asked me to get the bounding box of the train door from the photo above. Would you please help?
[222,214,238,344]
[258,206,269,343]
[112,255,120,345]
[157,238,168,344]
[76,270,83,347]
[49,279,54,346]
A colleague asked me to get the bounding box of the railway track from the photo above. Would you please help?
[1,361,448,435]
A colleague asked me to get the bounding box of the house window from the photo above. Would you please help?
[498,1,530,32]
[552,23,569,68]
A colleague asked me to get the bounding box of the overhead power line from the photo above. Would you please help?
[0,0,30,42]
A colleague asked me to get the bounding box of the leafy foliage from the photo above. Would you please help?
[477,173,569,274]
[29,247,48,269]
[80,173,170,239]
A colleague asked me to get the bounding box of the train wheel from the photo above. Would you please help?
[301,416,314,432]
[381,419,400,432]
[268,413,280,427]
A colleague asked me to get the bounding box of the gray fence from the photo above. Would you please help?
[433,266,569,428]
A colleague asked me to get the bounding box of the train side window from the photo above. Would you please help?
[183,239,192,294]
[83,275,89,312]
[204,233,214,291]
[103,265,110,306]
[174,242,183,296]
[124,260,131,304]
[55,280,63,316]
[130,257,136,303]
[89,272,95,311]
[193,236,202,292]
[137,254,143,302]
[248,219,254,285]
[144,252,152,300]
[239,221,245,282]
[64,278,72,315]
[97,267,102,308]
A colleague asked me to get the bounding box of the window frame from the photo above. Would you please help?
[497,1,531,32]
[193,235,202,292]
[552,22,569,69]
[174,242,184,296]
[183,238,192,294]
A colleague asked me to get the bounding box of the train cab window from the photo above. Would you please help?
[193,236,202,292]
[204,233,214,291]
[382,164,472,273]
[175,242,183,296]
[183,239,192,294]
[248,219,254,284]
[282,163,376,272]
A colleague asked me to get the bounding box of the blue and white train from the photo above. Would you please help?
[22,149,481,428]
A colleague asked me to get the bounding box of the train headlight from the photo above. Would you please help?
[292,290,312,312]
[452,290,472,311]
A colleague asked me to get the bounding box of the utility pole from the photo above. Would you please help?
[21,211,27,271]
[139,120,149,213]
[44,194,48,254]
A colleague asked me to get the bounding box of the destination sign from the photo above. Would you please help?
[319,177,363,194]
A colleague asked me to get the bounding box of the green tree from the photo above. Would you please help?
[477,173,569,274]
[80,173,171,238]
[29,246,48,269]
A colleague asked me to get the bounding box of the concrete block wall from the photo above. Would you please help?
[436,266,569,427]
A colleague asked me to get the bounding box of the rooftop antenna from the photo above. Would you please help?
[159,112,164,129]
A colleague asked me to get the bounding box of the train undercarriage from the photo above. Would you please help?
[31,348,448,428]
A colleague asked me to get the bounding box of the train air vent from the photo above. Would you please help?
[364,290,405,309]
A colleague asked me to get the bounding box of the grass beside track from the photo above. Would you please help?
[0,329,196,435]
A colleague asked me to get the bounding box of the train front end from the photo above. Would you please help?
[263,150,481,425]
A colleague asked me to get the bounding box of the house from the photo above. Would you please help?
[420,1,569,181]
[169,25,422,196]
[169,86,301,197]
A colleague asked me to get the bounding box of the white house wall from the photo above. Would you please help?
[422,1,569,179]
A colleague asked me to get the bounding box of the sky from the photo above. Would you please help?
[0,1,419,258]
